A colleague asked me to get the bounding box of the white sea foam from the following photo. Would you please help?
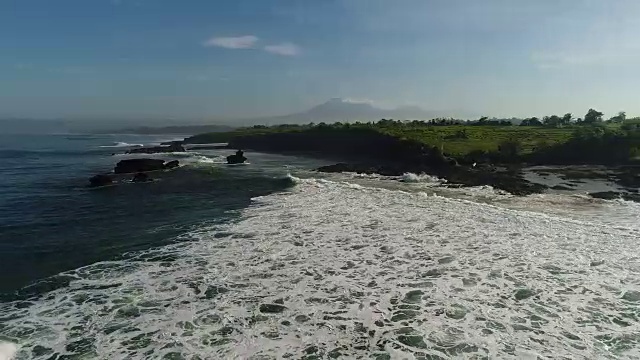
[99,142,143,148]
[0,342,17,360]
[400,172,445,184]
[1,178,639,359]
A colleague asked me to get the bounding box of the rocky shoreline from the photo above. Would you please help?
[181,130,549,195]
[316,162,547,195]
[176,129,640,198]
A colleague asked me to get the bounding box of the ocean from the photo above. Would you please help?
[0,134,639,359]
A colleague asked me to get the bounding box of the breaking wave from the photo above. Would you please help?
[99,142,144,148]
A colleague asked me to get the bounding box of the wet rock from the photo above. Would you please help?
[164,160,180,169]
[89,174,114,187]
[132,172,151,183]
[259,303,287,313]
[114,159,166,174]
[589,191,621,200]
[227,150,247,164]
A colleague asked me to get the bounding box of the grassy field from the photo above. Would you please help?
[185,121,636,161]
[377,125,575,156]
[187,124,575,156]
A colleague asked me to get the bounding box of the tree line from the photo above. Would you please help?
[249,108,636,129]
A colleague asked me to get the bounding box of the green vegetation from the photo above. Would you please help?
[186,109,640,165]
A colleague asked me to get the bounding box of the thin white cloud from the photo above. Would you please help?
[264,42,301,56]
[203,35,258,49]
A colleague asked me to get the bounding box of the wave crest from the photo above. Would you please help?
[99,142,143,148]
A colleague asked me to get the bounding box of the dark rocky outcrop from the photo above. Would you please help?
[132,172,151,183]
[114,159,167,174]
[227,150,247,164]
[201,127,550,195]
[126,143,185,154]
[89,174,114,187]
[317,162,547,195]
[226,154,247,164]
[589,191,640,202]
[164,160,180,170]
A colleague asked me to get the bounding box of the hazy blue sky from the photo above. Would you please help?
[1,0,639,120]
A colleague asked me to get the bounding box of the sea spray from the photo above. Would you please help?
[0,342,18,360]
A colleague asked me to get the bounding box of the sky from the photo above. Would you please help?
[1,0,639,121]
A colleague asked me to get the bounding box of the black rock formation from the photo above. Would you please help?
[114,159,167,174]
[89,174,114,187]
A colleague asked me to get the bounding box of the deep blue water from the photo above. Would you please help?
[0,134,319,298]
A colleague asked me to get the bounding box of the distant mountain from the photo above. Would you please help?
[239,98,444,125]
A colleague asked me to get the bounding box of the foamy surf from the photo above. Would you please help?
[99,142,143,148]
[0,342,17,360]
[400,172,445,184]
[1,177,639,359]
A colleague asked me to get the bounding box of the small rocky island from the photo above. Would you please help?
[226,149,247,164]
[89,158,180,188]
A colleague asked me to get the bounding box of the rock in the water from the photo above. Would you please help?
[164,160,180,169]
[114,159,166,174]
[126,143,185,154]
[132,172,151,183]
[89,174,114,187]
[226,154,247,164]
[589,191,621,200]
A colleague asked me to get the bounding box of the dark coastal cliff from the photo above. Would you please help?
[183,121,640,195]
[214,127,545,195]
[227,128,449,166]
